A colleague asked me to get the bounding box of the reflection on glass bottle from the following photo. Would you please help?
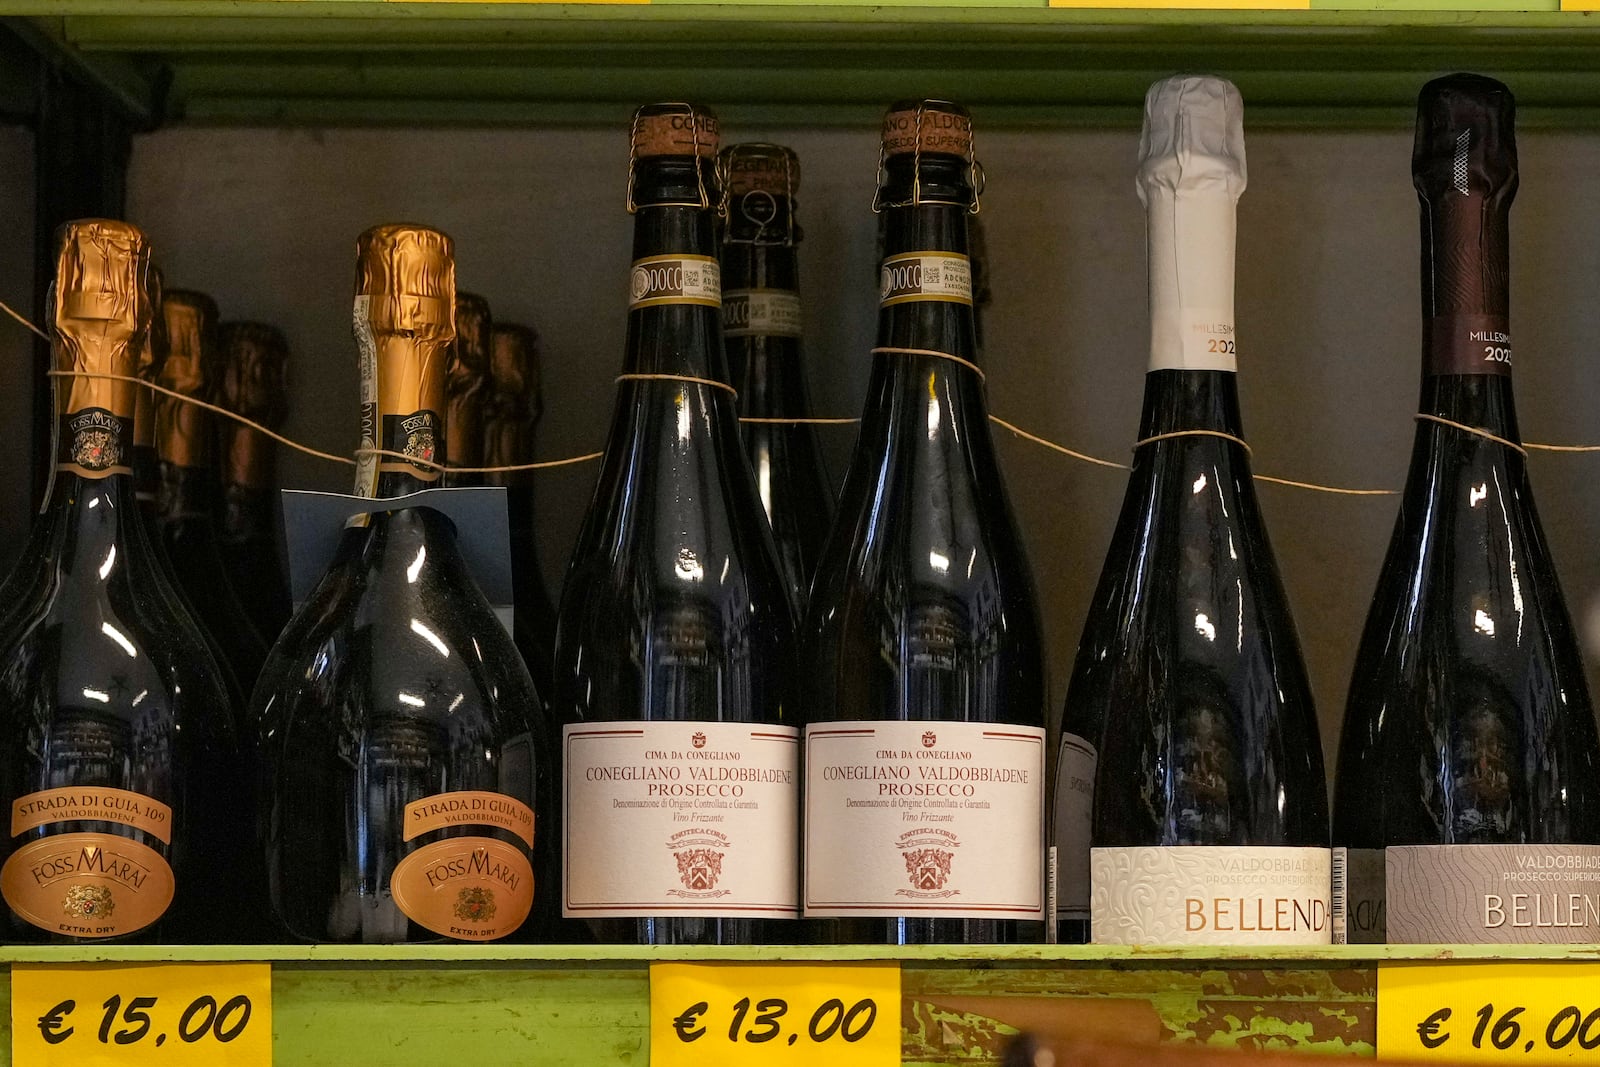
[254,224,547,944]
[0,219,237,943]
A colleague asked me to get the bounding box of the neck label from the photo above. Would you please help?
[722,288,802,338]
[880,252,972,307]
[630,254,721,310]
[1429,314,1512,376]
[57,408,133,479]
[1151,307,1237,372]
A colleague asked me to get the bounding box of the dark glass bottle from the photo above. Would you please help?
[217,321,292,641]
[445,292,493,490]
[132,265,168,520]
[485,322,558,700]
[155,291,269,700]
[254,224,547,944]
[802,101,1046,946]
[553,104,799,947]
[1065,76,1329,948]
[719,142,833,613]
[0,220,237,943]
[1333,74,1600,945]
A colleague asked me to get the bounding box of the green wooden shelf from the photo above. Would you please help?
[0,943,1594,1064]
[20,3,1600,127]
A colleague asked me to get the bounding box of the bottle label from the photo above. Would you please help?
[1334,846,1386,944]
[629,254,721,310]
[879,252,973,307]
[10,787,172,844]
[1386,844,1600,943]
[562,721,800,918]
[1,832,175,938]
[1052,733,1096,921]
[56,408,133,479]
[1428,314,1512,376]
[803,720,1046,919]
[1091,845,1332,945]
[723,288,802,338]
[402,790,535,848]
[390,837,535,942]
[1148,307,1237,373]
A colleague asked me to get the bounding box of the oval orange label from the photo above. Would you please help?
[0,832,175,938]
[390,837,533,942]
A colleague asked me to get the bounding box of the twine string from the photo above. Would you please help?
[1134,429,1253,455]
[615,372,737,397]
[872,345,987,382]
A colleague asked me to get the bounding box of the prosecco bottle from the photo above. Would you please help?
[1332,74,1600,945]
[445,292,493,489]
[253,224,546,944]
[0,220,237,942]
[156,291,270,698]
[217,321,292,640]
[132,266,168,519]
[1070,76,1330,948]
[486,321,559,700]
[802,101,1047,945]
[719,142,833,613]
[553,104,800,946]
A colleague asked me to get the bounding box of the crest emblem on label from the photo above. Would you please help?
[894,829,961,899]
[922,731,937,748]
[691,732,707,749]
[667,829,732,898]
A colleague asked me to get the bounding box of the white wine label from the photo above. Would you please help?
[1386,844,1600,943]
[629,254,721,310]
[1149,306,1236,373]
[1091,845,1332,945]
[562,721,799,918]
[1336,846,1386,944]
[722,288,802,338]
[1052,733,1096,921]
[879,252,973,307]
[803,721,1045,919]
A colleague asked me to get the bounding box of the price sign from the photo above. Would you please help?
[649,962,899,1067]
[1380,962,1600,1064]
[12,963,271,1066]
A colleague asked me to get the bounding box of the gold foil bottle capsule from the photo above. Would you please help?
[157,290,221,471]
[483,322,539,487]
[447,291,493,478]
[218,322,290,492]
[352,223,456,487]
[52,218,151,478]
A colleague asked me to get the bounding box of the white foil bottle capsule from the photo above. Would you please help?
[1138,74,1246,373]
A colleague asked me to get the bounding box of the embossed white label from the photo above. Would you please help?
[1091,845,1331,945]
[563,721,799,918]
[803,721,1045,920]
[722,288,802,338]
[1052,733,1096,921]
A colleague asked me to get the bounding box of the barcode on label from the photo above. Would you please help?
[1045,845,1059,945]
[1330,846,1348,945]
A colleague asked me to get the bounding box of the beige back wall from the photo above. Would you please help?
[125,123,1600,775]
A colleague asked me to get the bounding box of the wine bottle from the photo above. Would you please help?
[485,321,559,700]
[1332,74,1600,945]
[217,321,292,641]
[133,266,168,517]
[554,104,800,946]
[156,291,270,698]
[719,142,833,613]
[1071,76,1330,947]
[445,292,493,489]
[802,101,1047,945]
[0,220,238,942]
[253,224,547,944]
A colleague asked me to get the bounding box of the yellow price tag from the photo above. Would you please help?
[11,963,271,1066]
[650,962,899,1067]
[1380,962,1600,1064]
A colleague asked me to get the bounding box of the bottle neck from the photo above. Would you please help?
[624,158,726,383]
[1143,186,1239,373]
[874,155,979,364]
[722,239,808,416]
[1136,370,1245,441]
[1418,179,1513,385]
[354,330,449,500]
